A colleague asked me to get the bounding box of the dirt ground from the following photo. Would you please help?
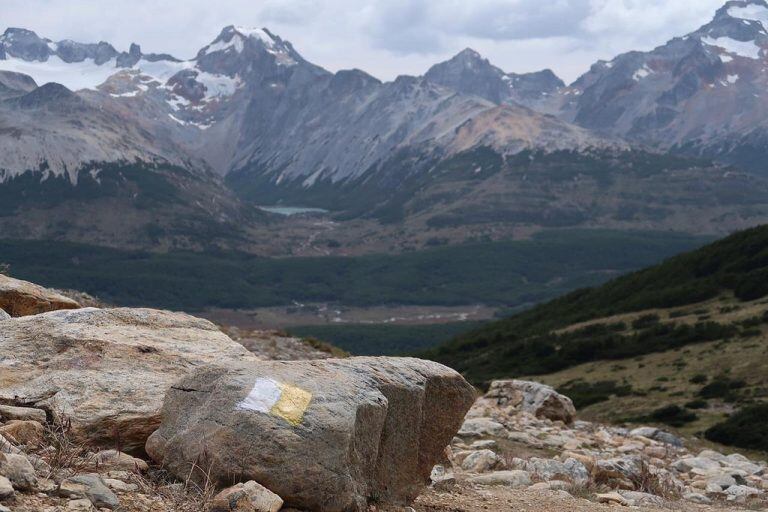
[407,485,759,512]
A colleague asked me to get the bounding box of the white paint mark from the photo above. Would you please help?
[237,378,282,413]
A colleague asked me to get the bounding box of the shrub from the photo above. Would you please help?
[705,404,768,451]
[650,405,699,427]
[557,380,634,409]
[699,377,747,400]
[689,374,708,385]
[685,399,708,410]
[633,314,661,330]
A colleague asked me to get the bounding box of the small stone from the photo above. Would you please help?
[725,484,762,503]
[0,475,13,499]
[596,492,629,506]
[469,440,497,450]
[461,450,502,473]
[430,465,456,492]
[458,417,507,438]
[103,478,138,493]
[59,474,120,510]
[467,470,531,488]
[94,450,149,472]
[67,498,94,511]
[0,453,37,491]
[619,491,664,507]
[684,492,712,504]
[0,405,47,424]
[210,481,283,512]
[0,420,45,447]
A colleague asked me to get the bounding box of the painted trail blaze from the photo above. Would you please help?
[237,378,312,426]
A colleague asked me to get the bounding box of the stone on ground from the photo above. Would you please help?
[0,308,258,452]
[211,481,284,512]
[0,452,37,491]
[0,274,81,317]
[466,470,532,488]
[0,421,45,447]
[146,357,476,512]
[59,474,120,510]
[0,405,47,424]
[470,380,576,423]
[94,450,149,472]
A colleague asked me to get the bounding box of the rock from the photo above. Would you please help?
[210,481,284,512]
[0,420,45,447]
[595,457,643,484]
[0,309,8,321]
[0,308,258,452]
[708,473,737,490]
[472,380,576,423]
[0,453,37,491]
[0,505,9,512]
[94,450,148,472]
[629,427,683,447]
[0,405,47,423]
[430,465,456,491]
[619,491,664,507]
[684,492,712,504]
[596,492,629,506]
[724,484,762,503]
[103,478,138,493]
[467,470,532,488]
[460,450,502,473]
[529,480,570,491]
[457,417,506,438]
[67,498,95,511]
[59,474,120,510]
[523,457,589,486]
[0,475,13,499]
[0,274,81,317]
[468,440,497,450]
[672,457,721,474]
[146,357,475,512]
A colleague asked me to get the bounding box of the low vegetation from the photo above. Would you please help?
[428,225,768,382]
[0,230,705,311]
[705,404,768,452]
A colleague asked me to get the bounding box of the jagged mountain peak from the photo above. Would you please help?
[197,25,299,66]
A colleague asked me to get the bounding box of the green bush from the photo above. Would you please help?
[650,405,699,427]
[705,404,768,451]
[699,378,747,400]
[557,380,634,409]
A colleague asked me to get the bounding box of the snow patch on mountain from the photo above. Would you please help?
[701,35,763,59]
[728,3,768,30]
[0,55,118,91]
[633,65,653,81]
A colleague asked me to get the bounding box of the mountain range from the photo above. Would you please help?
[3,0,768,250]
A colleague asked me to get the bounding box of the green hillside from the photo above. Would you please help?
[426,225,768,382]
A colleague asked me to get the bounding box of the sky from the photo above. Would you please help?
[2,0,727,83]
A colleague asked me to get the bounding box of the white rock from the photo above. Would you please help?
[461,449,502,473]
[458,417,507,438]
[467,470,532,488]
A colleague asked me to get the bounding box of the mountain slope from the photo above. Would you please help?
[425,48,564,111]
[558,0,768,173]
[427,224,768,381]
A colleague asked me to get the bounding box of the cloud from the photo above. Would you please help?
[0,0,729,82]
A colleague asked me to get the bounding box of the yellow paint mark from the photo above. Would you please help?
[271,383,312,426]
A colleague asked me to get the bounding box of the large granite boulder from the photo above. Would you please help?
[0,274,81,317]
[0,308,257,452]
[469,380,576,424]
[146,357,476,512]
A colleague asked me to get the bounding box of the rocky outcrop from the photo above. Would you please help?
[446,380,768,508]
[470,380,576,424]
[0,274,80,317]
[146,357,476,512]
[0,307,258,452]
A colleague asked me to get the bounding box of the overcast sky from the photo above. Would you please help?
[3,0,726,83]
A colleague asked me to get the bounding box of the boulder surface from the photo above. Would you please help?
[470,380,576,423]
[0,274,80,317]
[146,357,476,512]
[0,307,257,452]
